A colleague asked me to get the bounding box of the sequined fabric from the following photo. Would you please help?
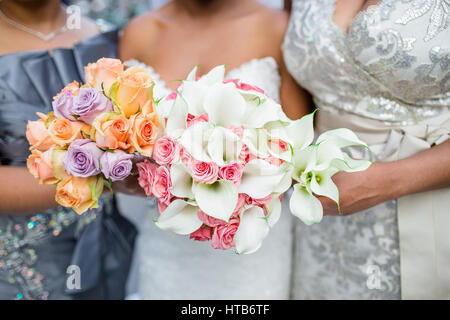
[282,0,449,299]
[283,0,449,126]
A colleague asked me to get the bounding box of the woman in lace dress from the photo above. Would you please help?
[118,0,312,299]
[283,0,449,299]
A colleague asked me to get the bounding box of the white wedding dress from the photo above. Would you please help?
[118,57,297,299]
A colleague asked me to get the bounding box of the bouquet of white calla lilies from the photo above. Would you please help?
[137,64,371,254]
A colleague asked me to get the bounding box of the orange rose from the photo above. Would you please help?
[27,148,58,185]
[53,81,80,100]
[110,66,154,117]
[55,176,103,215]
[93,113,131,150]
[128,111,159,157]
[26,119,54,151]
[85,58,124,93]
[48,118,84,147]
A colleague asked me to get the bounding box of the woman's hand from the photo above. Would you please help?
[318,162,397,215]
[319,140,450,215]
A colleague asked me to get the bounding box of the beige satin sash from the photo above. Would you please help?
[317,109,450,300]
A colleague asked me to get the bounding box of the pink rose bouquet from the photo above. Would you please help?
[137,64,371,254]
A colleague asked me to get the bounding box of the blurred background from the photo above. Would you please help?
[66,0,284,31]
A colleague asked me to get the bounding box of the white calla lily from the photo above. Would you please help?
[192,180,238,222]
[239,159,287,199]
[180,81,208,116]
[289,184,324,225]
[265,195,282,228]
[165,95,188,138]
[317,128,368,148]
[242,129,270,158]
[291,146,317,182]
[170,163,194,199]
[186,65,198,81]
[207,127,242,166]
[179,122,213,162]
[203,82,246,127]
[197,64,225,86]
[331,153,372,173]
[234,206,270,254]
[284,112,315,150]
[310,168,340,205]
[243,99,288,129]
[155,199,203,235]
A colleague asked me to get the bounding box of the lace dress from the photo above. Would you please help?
[118,57,297,299]
[282,0,449,299]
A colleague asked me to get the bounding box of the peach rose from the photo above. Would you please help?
[26,119,53,152]
[94,113,131,150]
[110,66,154,117]
[53,81,80,100]
[27,149,58,185]
[48,118,84,147]
[55,176,103,215]
[85,58,124,94]
[128,112,159,157]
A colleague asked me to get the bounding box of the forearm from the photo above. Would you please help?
[0,166,58,215]
[385,140,450,199]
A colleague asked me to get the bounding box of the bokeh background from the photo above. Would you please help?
[67,0,284,30]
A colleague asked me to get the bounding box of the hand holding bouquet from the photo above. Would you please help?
[137,65,371,254]
[26,58,161,214]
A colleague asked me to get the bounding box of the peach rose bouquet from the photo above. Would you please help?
[25,58,162,214]
[137,65,372,254]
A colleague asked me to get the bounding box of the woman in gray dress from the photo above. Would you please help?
[283,0,449,299]
[0,0,136,299]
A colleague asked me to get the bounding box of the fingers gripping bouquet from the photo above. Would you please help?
[137,65,372,254]
[26,58,161,214]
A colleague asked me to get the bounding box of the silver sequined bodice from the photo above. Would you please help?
[283,0,449,126]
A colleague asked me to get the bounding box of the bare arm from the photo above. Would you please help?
[321,140,450,215]
[0,165,57,215]
[279,59,314,119]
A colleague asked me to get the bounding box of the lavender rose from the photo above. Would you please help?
[52,90,75,120]
[72,87,113,124]
[63,139,103,177]
[100,150,134,182]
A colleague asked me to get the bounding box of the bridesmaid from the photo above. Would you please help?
[0,0,136,299]
[283,0,450,299]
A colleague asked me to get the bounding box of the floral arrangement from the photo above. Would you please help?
[25,58,160,214]
[137,65,371,254]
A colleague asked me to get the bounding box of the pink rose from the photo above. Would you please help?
[186,113,209,128]
[239,82,264,94]
[189,226,213,242]
[180,148,194,166]
[218,162,242,186]
[264,155,284,166]
[232,194,247,219]
[211,218,240,250]
[152,166,172,204]
[153,136,180,165]
[197,210,227,227]
[189,160,219,184]
[238,144,257,165]
[166,91,177,101]
[247,194,272,206]
[158,200,168,215]
[137,160,158,196]
[227,125,244,138]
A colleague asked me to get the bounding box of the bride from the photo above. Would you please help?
[118,0,311,299]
